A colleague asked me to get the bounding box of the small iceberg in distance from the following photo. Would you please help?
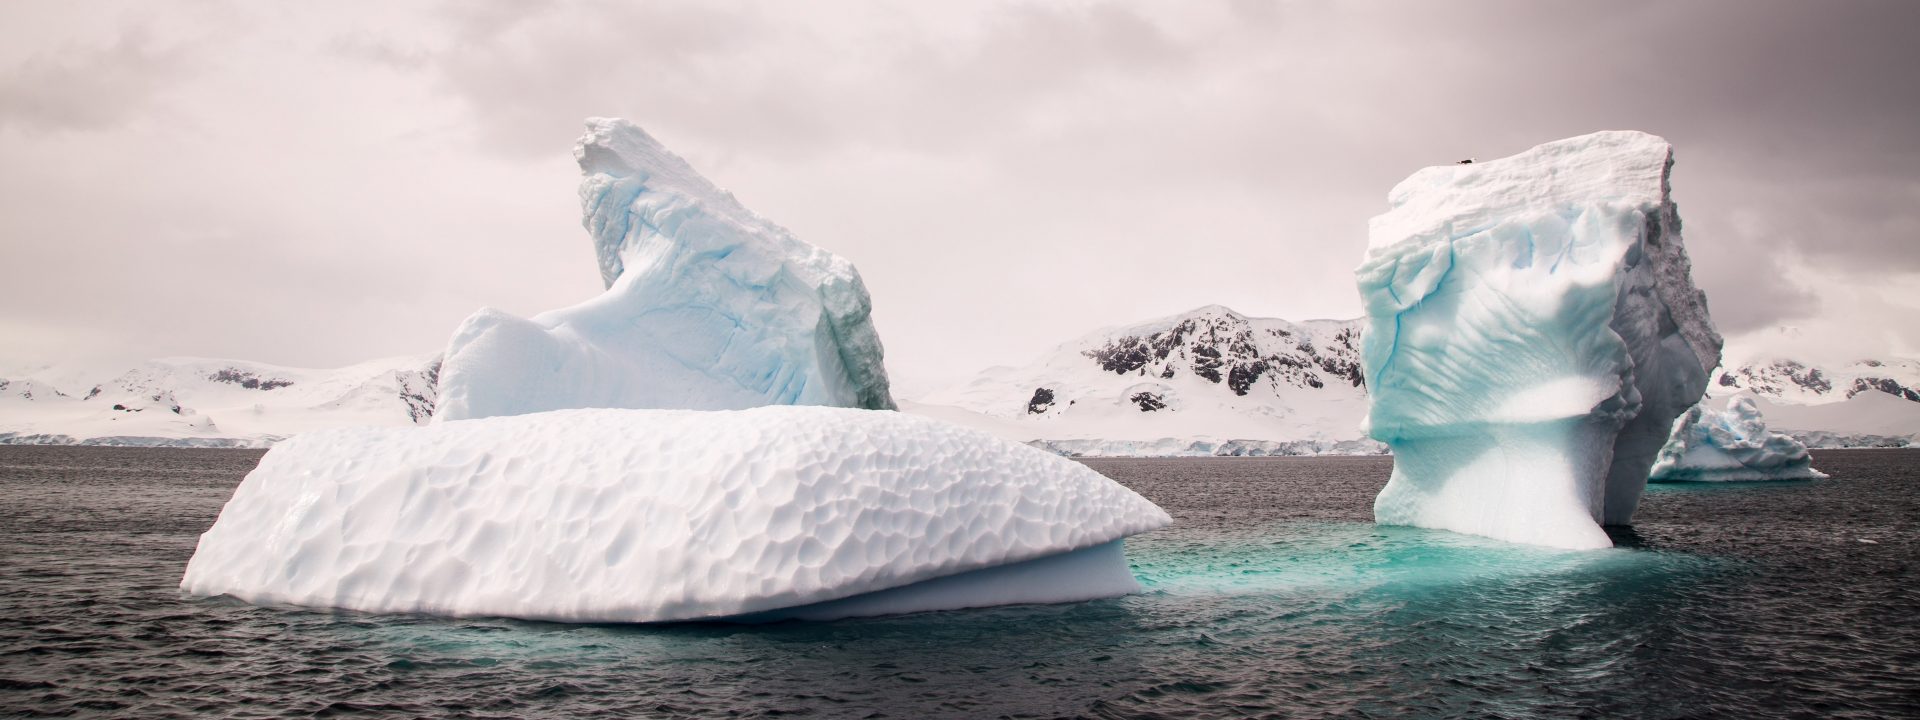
[1357,131,1723,550]
[1650,396,1827,482]
[180,407,1170,623]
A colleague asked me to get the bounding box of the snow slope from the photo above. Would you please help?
[918,305,1379,455]
[1740,391,1920,447]
[3,337,1908,451]
[1712,355,1920,406]
[912,305,1918,457]
[181,406,1170,623]
[0,356,440,447]
[434,118,893,421]
[1358,130,1722,550]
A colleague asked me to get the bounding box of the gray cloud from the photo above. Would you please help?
[0,1,1916,383]
[0,28,189,132]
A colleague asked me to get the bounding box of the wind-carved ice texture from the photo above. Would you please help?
[179,407,1171,623]
[433,118,893,421]
[1357,131,1723,550]
[1649,397,1826,482]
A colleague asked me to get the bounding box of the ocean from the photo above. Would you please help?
[2,447,1915,718]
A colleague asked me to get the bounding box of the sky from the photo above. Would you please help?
[1,1,1917,394]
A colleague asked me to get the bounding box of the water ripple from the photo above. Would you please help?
[0,448,1914,718]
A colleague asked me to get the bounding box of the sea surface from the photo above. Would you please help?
[1,447,1915,719]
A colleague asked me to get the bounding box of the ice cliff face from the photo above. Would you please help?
[1358,131,1722,550]
[433,118,893,421]
[1650,396,1825,482]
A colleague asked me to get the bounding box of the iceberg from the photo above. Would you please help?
[180,406,1171,623]
[1357,131,1723,550]
[1649,396,1826,482]
[433,118,893,421]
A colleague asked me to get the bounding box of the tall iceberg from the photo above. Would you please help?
[1649,396,1826,482]
[181,407,1171,622]
[434,118,893,421]
[1357,131,1723,550]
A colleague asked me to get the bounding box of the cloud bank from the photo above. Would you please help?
[1,0,1915,387]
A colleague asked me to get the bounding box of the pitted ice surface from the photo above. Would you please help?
[180,407,1170,622]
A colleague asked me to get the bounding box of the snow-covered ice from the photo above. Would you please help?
[1650,396,1826,482]
[180,406,1170,623]
[433,118,893,421]
[1357,131,1722,550]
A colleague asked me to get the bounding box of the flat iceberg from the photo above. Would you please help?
[1357,131,1723,550]
[179,406,1170,622]
[1649,396,1826,482]
[433,118,893,421]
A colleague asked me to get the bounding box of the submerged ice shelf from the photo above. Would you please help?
[180,406,1170,623]
[1650,396,1826,482]
[1358,131,1723,550]
[434,118,893,421]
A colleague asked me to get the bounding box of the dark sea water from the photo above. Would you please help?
[1,447,1916,719]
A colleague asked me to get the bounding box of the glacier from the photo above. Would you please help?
[180,406,1170,623]
[1650,396,1826,482]
[433,118,893,421]
[1357,131,1723,550]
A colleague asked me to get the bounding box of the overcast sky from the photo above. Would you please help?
[2,1,1917,393]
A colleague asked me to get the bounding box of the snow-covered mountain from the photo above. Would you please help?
[0,355,440,447]
[3,309,1914,453]
[914,305,1920,455]
[915,305,1383,456]
[1700,354,1920,448]
[1711,357,1920,405]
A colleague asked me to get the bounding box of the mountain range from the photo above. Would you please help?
[0,356,439,447]
[3,306,1915,452]
[914,306,1920,455]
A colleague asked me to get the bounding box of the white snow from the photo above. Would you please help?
[180,406,1170,623]
[1358,131,1722,550]
[1711,352,1920,407]
[1650,396,1826,482]
[433,118,892,421]
[0,355,439,447]
[917,305,1374,455]
[1728,390,1919,448]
